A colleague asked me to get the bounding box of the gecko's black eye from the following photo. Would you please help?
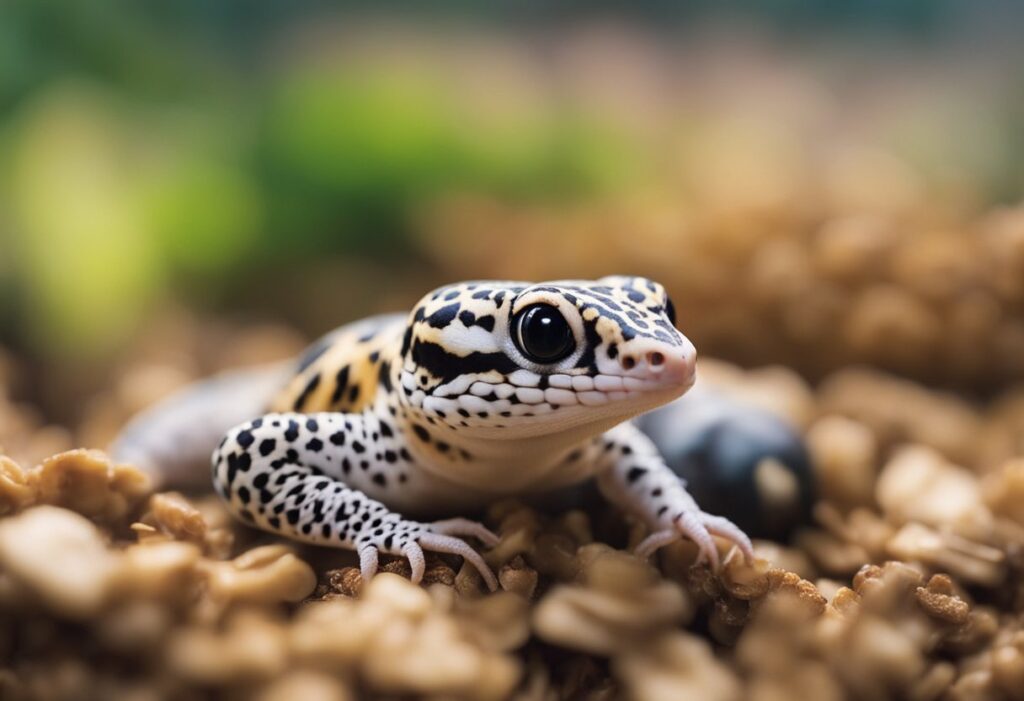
[665,297,677,327]
[514,304,575,363]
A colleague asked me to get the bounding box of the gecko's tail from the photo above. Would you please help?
[109,363,293,490]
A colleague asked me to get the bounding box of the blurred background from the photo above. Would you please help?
[2,0,1024,434]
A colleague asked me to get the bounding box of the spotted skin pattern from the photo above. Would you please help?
[212,276,753,589]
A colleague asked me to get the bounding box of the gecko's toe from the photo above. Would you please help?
[417,531,498,592]
[402,541,426,584]
[359,544,380,583]
[675,510,720,571]
[701,513,755,561]
[634,528,680,560]
[428,518,500,548]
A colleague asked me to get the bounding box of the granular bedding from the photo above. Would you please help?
[3,341,1024,700]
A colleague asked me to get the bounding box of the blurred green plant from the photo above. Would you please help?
[0,49,640,356]
[0,0,1022,360]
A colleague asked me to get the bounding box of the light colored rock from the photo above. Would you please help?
[0,505,119,618]
[876,445,989,533]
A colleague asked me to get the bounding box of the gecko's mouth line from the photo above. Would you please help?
[440,371,694,410]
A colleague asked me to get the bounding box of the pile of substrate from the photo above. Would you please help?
[3,339,1024,701]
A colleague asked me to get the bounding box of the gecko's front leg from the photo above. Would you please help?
[595,422,754,570]
[213,412,499,590]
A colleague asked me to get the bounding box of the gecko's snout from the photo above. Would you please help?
[617,336,697,389]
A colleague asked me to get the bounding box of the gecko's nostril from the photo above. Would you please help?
[648,352,665,366]
[621,356,636,370]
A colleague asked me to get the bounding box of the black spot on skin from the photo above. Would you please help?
[399,448,413,462]
[607,343,618,359]
[259,439,277,457]
[410,339,517,384]
[652,488,663,497]
[412,425,430,443]
[352,441,365,453]
[306,438,324,452]
[378,361,393,392]
[293,372,322,411]
[457,409,470,418]
[626,466,647,483]
[574,315,604,373]
[627,289,646,303]
[285,420,300,442]
[268,516,281,529]
[322,524,332,538]
[380,422,393,438]
[349,385,360,403]
[372,474,386,487]
[656,505,668,517]
[471,290,491,300]
[426,302,461,328]
[253,473,269,489]
[225,453,252,484]
[286,509,300,525]
[237,486,251,504]
[358,331,376,343]
[236,430,254,448]
[329,431,345,446]
[306,418,319,432]
[400,327,413,357]
[443,290,460,301]
[384,450,397,463]
[621,446,633,455]
[436,441,450,452]
[457,309,497,332]
[341,458,351,474]
[493,291,506,308]
[331,365,351,405]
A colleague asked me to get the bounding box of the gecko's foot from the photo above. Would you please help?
[635,510,754,571]
[358,518,499,592]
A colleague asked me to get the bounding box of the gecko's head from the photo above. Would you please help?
[398,276,697,439]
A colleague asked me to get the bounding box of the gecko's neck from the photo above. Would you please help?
[395,406,624,494]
